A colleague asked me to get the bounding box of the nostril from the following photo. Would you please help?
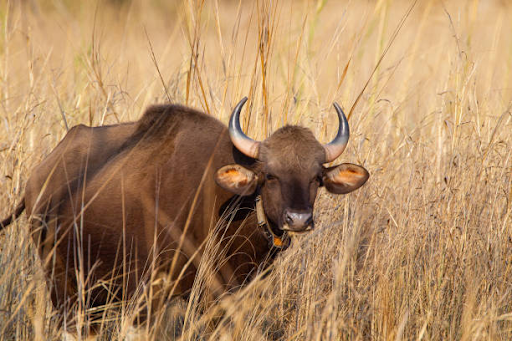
[285,213,294,225]
[304,214,313,226]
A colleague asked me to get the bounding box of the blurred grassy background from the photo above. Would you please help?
[0,0,511,339]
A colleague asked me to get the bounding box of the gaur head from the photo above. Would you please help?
[215,97,369,235]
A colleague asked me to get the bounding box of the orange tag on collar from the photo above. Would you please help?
[273,236,283,247]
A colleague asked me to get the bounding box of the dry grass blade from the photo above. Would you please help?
[349,0,419,120]
[144,27,172,103]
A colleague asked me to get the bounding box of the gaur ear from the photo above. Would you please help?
[323,163,369,194]
[215,164,258,196]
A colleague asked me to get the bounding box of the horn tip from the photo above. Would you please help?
[333,102,347,118]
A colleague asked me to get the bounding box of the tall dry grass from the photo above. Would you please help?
[0,0,511,339]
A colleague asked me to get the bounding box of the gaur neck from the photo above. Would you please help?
[255,195,290,250]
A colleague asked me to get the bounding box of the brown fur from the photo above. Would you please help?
[0,102,368,324]
[2,104,270,318]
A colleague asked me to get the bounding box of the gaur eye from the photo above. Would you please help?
[265,173,278,181]
[311,175,322,185]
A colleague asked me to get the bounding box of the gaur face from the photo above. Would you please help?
[255,126,324,233]
[215,98,369,235]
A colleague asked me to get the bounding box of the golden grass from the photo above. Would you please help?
[0,0,511,339]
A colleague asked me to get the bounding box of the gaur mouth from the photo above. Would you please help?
[281,223,314,234]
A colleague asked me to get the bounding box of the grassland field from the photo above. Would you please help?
[0,0,511,340]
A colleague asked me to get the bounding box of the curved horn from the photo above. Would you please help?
[229,97,260,159]
[323,102,350,162]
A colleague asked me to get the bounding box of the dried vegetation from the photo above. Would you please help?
[0,0,511,340]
